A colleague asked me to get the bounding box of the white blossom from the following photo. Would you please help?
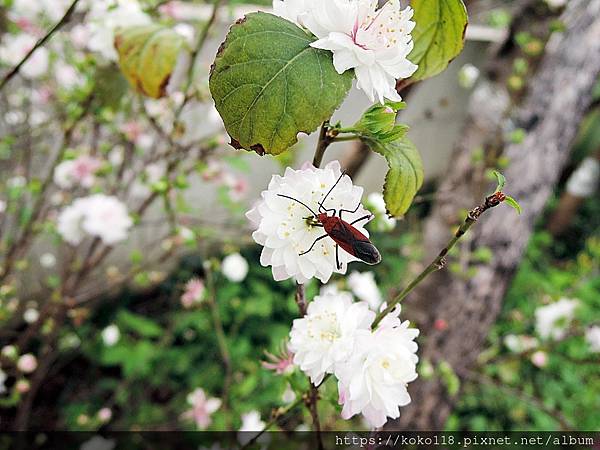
[273,0,418,103]
[17,353,38,373]
[40,253,57,268]
[458,63,480,89]
[585,326,600,353]
[23,308,39,324]
[101,324,121,347]
[239,410,265,431]
[336,306,419,428]
[503,334,539,354]
[57,195,133,246]
[347,271,383,310]
[289,288,375,384]
[0,34,49,79]
[86,0,151,61]
[53,156,103,189]
[534,298,579,341]
[0,369,7,394]
[222,253,249,283]
[246,161,373,284]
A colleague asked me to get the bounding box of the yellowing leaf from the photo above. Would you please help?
[115,25,185,99]
[409,0,468,82]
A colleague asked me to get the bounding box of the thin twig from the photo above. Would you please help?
[0,0,82,92]
[206,267,233,428]
[372,191,508,328]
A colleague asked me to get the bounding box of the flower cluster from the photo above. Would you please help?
[54,155,103,190]
[289,287,419,428]
[273,0,418,103]
[534,298,579,341]
[57,194,133,246]
[247,161,373,284]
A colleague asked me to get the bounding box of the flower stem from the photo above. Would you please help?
[313,122,334,168]
[206,267,233,427]
[372,191,508,328]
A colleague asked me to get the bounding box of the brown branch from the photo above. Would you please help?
[0,0,82,92]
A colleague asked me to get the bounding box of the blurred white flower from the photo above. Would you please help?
[39,253,57,268]
[80,436,116,450]
[9,0,71,22]
[289,288,374,384]
[101,324,120,347]
[530,350,548,368]
[181,278,206,308]
[458,63,480,89]
[17,353,38,373]
[274,0,418,103]
[98,407,113,423]
[246,161,373,284]
[2,345,17,359]
[54,156,103,189]
[23,308,39,324]
[336,306,419,428]
[0,369,7,394]
[347,271,382,310]
[57,195,133,246]
[86,0,151,61]
[181,388,222,430]
[585,326,600,353]
[366,192,396,231]
[545,0,567,9]
[0,34,49,79]
[178,102,224,145]
[240,410,265,431]
[0,200,6,214]
[535,298,579,341]
[222,253,249,283]
[282,384,296,403]
[503,334,539,354]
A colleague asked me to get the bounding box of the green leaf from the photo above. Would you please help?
[362,137,424,217]
[117,310,163,338]
[209,12,353,155]
[504,196,522,214]
[408,0,468,82]
[493,170,506,191]
[115,25,185,99]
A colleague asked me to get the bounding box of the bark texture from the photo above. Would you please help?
[395,0,600,430]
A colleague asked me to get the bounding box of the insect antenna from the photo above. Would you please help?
[277,194,318,217]
[318,171,347,211]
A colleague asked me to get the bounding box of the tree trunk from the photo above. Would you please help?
[395,0,600,430]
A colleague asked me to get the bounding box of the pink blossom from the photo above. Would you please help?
[121,121,144,143]
[98,407,113,422]
[224,175,249,202]
[17,353,38,373]
[261,342,294,375]
[181,278,206,308]
[181,388,222,430]
[531,351,548,368]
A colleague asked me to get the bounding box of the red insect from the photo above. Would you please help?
[277,172,382,270]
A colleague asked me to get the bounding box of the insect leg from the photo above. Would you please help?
[350,214,374,226]
[338,202,361,221]
[299,234,329,256]
[318,171,347,213]
[335,244,342,270]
